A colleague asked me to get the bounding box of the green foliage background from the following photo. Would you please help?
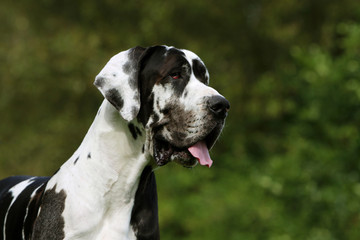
[1,0,360,239]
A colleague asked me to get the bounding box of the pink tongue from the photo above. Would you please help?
[188,141,213,168]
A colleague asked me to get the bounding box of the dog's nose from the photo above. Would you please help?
[208,95,230,118]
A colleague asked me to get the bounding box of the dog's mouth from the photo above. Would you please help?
[153,125,222,168]
[153,139,198,168]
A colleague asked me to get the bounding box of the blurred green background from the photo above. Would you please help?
[1,0,360,239]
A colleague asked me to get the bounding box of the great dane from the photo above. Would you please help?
[0,45,229,240]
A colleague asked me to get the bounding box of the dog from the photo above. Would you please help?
[0,45,229,240]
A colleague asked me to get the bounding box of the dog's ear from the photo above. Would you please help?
[94,46,146,121]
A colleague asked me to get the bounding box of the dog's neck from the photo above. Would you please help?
[47,100,158,239]
[55,99,150,193]
[89,99,149,176]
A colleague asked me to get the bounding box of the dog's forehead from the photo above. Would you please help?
[180,49,200,61]
[139,46,210,86]
[166,48,199,66]
[167,47,210,83]
[164,47,205,66]
[181,49,209,78]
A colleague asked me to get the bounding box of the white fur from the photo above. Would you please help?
[95,50,140,122]
[181,77,221,112]
[44,100,149,240]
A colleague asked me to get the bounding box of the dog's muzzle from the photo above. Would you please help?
[153,95,230,168]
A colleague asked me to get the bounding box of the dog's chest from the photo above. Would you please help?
[39,157,144,240]
[54,188,138,240]
[62,207,137,240]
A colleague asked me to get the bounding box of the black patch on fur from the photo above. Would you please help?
[87,152,91,159]
[128,123,138,140]
[31,185,67,240]
[24,180,47,239]
[123,61,132,75]
[160,107,170,115]
[137,47,166,126]
[126,46,147,91]
[192,59,208,84]
[136,126,142,136]
[128,123,143,140]
[0,177,23,237]
[0,191,14,225]
[0,176,49,240]
[74,156,79,165]
[138,91,154,127]
[94,76,105,88]
[142,145,145,153]
[105,88,124,111]
[149,113,160,129]
[130,166,160,240]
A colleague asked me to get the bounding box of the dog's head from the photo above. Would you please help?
[95,46,229,168]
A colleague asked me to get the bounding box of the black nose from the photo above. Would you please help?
[208,95,230,118]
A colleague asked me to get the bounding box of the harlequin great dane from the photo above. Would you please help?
[0,45,229,240]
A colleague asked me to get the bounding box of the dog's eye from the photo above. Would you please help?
[169,72,181,79]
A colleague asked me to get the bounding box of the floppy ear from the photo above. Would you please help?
[94,46,146,121]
